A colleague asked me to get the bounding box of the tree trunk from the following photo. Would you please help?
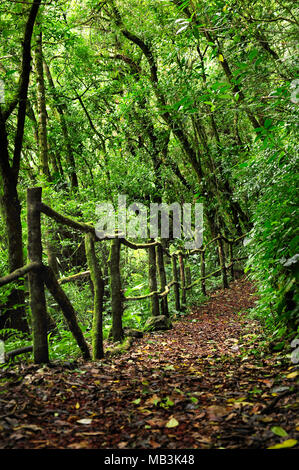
[217,235,229,289]
[0,1,41,332]
[171,255,181,311]
[148,244,160,317]
[179,253,186,307]
[34,29,51,180]
[200,250,207,296]
[109,238,123,341]
[156,244,169,317]
[43,60,79,190]
[0,147,28,332]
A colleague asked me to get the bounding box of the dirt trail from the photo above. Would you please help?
[0,278,298,449]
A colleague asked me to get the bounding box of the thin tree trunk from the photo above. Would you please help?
[34,29,51,180]
[217,235,229,289]
[148,244,160,316]
[171,255,180,311]
[179,253,186,307]
[229,243,235,281]
[201,250,207,296]
[43,60,79,190]
[85,233,104,359]
[156,244,169,317]
[109,238,123,341]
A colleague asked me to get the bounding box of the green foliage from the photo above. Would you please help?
[48,323,91,361]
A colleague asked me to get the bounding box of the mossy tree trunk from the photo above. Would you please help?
[171,255,180,311]
[43,59,79,190]
[156,244,169,317]
[109,238,123,342]
[179,253,186,307]
[85,233,104,359]
[200,250,207,296]
[148,244,160,317]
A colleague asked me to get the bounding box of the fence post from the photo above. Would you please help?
[217,235,229,289]
[85,233,104,359]
[179,253,186,307]
[156,244,169,317]
[148,244,160,316]
[200,250,207,296]
[27,187,49,363]
[171,255,180,311]
[110,238,123,341]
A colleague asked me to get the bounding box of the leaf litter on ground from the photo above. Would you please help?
[0,278,298,449]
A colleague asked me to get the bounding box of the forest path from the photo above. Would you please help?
[0,277,298,449]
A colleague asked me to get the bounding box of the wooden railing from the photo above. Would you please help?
[0,187,248,364]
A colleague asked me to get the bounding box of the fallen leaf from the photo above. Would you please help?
[76,418,92,425]
[207,405,229,420]
[118,441,128,448]
[286,371,298,379]
[68,441,89,449]
[14,424,43,432]
[166,417,179,428]
[146,418,165,428]
[271,426,288,437]
[149,440,160,449]
[268,439,297,449]
[132,398,141,405]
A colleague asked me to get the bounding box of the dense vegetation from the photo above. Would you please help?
[0,0,298,361]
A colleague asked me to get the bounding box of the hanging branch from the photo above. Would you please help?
[40,203,96,234]
[58,271,91,285]
[0,262,41,287]
[121,238,160,250]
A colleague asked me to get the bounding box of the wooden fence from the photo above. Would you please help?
[0,187,247,364]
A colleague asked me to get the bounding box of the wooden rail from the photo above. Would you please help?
[0,187,248,364]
